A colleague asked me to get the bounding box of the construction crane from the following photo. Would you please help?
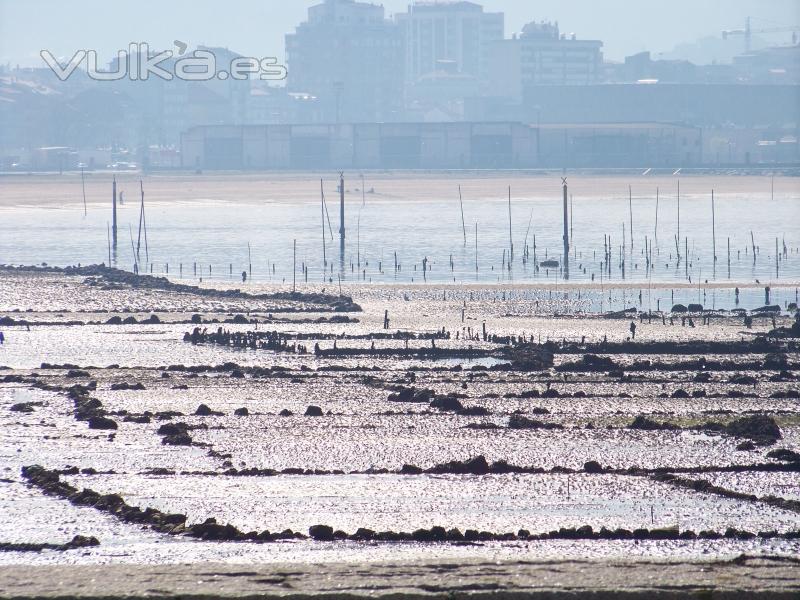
[723,17,799,53]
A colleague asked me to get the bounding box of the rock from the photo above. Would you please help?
[191,314,203,324]
[230,314,249,324]
[508,414,563,430]
[430,395,463,412]
[234,407,249,417]
[105,316,123,325]
[736,441,756,451]
[351,528,376,541]
[157,423,188,436]
[753,305,781,314]
[64,535,100,549]
[66,370,91,378]
[124,414,151,424]
[671,304,688,313]
[278,409,293,417]
[687,304,703,313]
[188,519,243,541]
[162,433,192,446]
[10,402,36,413]
[447,528,465,541]
[504,344,555,371]
[145,314,161,324]
[671,389,690,398]
[730,374,757,385]
[304,405,324,417]
[464,422,501,430]
[194,404,222,416]
[400,464,423,475]
[765,354,789,370]
[766,448,800,463]
[430,455,490,475]
[388,386,432,403]
[725,415,781,445]
[628,416,679,431]
[457,406,490,417]
[309,524,334,541]
[582,354,617,371]
[87,416,118,430]
[110,382,145,391]
[583,461,603,474]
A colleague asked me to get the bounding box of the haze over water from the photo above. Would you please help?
[1,173,797,291]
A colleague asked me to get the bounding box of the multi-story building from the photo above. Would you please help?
[285,0,404,123]
[487,21,602,102]
[396,1,503,89]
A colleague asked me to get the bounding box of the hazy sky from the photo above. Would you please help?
[1,0,798,67]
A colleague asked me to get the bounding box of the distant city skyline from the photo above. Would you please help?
[1,0,797,68]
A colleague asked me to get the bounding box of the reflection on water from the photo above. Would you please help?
[1,178,798,286]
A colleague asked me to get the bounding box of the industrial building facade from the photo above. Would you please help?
[181,121,704,170]
[181,122,538,170]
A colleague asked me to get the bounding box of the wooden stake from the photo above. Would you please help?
[654,187,659,250]
[676,179,680,261]
[711,189,716,263]
[727,237,731,279]
[475,222,478,273]
[562,178,569,280]
[81,166,87,217]
[629,185,633,252]
[459,185,466,247]
[112,176,118,248]
[508,186,514,263]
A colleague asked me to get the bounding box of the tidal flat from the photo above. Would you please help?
[0,264,798,598]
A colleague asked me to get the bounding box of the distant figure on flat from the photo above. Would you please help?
[241,271,247,283]
[629,321,637,340]
[0,331,4,344]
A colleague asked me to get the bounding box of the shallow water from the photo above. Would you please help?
[0,267,798,567]
[1,174,798,287]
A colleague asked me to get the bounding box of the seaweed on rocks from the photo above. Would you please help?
[508,414,564,430]
[628,416,681,431]
[0,535,100,553]
[725,415,782,446]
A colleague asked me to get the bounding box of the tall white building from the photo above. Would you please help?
[396,1,504,87]
[487,21,603,103]
[286,0,404,122]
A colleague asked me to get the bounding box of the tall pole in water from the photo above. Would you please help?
[508,186,513,264]
[711,189,717,264]
[112,176,118,249]
[562,177,569,280]
[339,172,345,270]
[339,172,345,241]
[676,179,680,262]
[654,187,659,251]
[81,166,87,217]
[629,185,633,252]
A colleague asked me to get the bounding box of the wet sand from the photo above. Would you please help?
[0,557,798,599]
[0,171,797,208]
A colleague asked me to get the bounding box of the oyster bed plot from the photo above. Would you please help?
[0,267,798,565]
